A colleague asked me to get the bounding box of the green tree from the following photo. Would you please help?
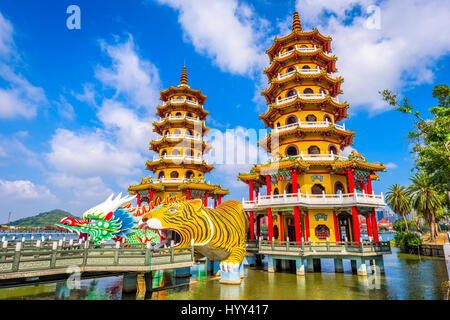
[408,173,443,240]
[386,184,411,232]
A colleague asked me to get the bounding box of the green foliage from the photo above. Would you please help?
[7,209,80,227]
[394,231,423,253]
[393,219,415,233]
[378,226,389,233]
[386,184,411,232]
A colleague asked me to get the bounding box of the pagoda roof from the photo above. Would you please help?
[269,69,343,87]
[156,101,209,119]
[150,137,212,153]
[159,66,207,104]
[145,158,214,173]
[259,99,349,128]
[128,176,166,193]
[266,12,332,62]
[258,126,355,152]
[152,118,210,135]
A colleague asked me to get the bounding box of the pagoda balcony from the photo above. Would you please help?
[156,115,204,124]
[275,92,339,106]
[152,155,205,163]
[270,153,348,163]
[278,45,318,58]
[273,120,345,133]
[155,133,202,142]
[277,66,322,80]
[242,191,386,210]
[163,97,202,108]
[154,178,213,185]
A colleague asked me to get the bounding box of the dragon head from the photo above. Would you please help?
[57,193,138,244]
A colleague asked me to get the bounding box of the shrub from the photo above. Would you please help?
[394,231,423,253]
[393,219,415,232]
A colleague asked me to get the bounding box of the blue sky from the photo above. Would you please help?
[0,0,449,222]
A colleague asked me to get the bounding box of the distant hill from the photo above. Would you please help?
[7,209,81,227]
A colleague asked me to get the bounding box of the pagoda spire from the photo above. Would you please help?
[292,11,302,33]
[179,65,189,87]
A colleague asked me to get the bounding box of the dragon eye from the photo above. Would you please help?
[168,207,177,214]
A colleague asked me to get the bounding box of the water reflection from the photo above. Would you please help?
[0,247,447,300]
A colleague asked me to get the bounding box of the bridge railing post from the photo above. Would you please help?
[82,241,89,267]
[50,241,58,268]
[145,242,151,266]
[170,241,174,264]
[1,240,8,262]
[12,242,22,272]
[114,241,120,266]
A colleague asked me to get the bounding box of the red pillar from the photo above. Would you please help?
[279,212,284,241]
[256,215,261,239]
[366,213,373,240]
[294,206,302,244]
[149,190,154,204]
[333,211,340,242]
[214,198,217,209]
[304,211,310,241]
[362,181,368,193]
[136,193,141,207]
[186,189,191,200]
[352,206,361,243]
[218,195,222,205]
[367,174,373,194]
[265,175,271,195]
[249,182,255,240]
[268,208,273,242]
[347,169,355,193]
[204,192,208,207]
[371,209,379,242]
[291,169,298,195]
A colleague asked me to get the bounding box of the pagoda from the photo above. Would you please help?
[238,12,387,245]
[128,66,229,208]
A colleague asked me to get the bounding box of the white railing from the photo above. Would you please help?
[155,178,187,184]
[278,45,318,58]
[271,153,348,162]
[155,134,202,142]
[277,66,322,80]
[156,115,203,124]
[275,92,339,106]
[242,191,386,210]
[274,121,345,133]
[152,155,204,163]
[163,98,201,107]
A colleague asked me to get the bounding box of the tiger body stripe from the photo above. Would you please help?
[140,199,248,266]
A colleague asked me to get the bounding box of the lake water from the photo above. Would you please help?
[0,233,448,300]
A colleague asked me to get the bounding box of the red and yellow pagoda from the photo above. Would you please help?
[238,12,386,245]
[128,66,229,207]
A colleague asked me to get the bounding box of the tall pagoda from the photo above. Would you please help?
[238,12,387,245]
[128,66,229,208]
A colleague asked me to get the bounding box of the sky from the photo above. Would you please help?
[0,0,449,223]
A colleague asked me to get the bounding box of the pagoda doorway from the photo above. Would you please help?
[337,213,352,242]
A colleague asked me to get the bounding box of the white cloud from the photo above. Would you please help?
[155,0,270,76]
[0,12,13,57]
[0,179,54,200]
[296,0,450,113]
[385,162,398,169]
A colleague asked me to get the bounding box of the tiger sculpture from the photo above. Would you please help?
[139,198,248,274]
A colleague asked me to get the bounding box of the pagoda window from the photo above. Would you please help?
[300,45,308,48]
[303,88,314,94]
[185,149,194,156]
[158,171,165,179]
[324,115,333,123]
[197,152,201,157]
[285,115,298,125]
[302,65,311,70]
[276,122,280,128]
[306,114,317,122]
[311,184,325,195]
[329,145,338,155]
[285,145,299,156]
[286,89,297,98]
[186,129,194,136]
[175,112,182,117]
[285,183,293,194]
[320,88,327,95]
[161,149,168,156]
[176,96,183,100]
[173,129,181,135]
[170,171,179,179]
[286,66,295,73]
[286,46,294,52]
[186,112,193,118]
[164,130,170,136]
[172,149,180,156]
[273,188,279,195]
[308,145,320,154]
[315,224,330,240]
[186,96,192,101]
[334,182,345,194]
[185,170,194,179]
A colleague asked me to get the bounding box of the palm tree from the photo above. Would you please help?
[386,184,411,232]
[408,173,443,240]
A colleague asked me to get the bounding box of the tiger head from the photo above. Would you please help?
[138,199,212,248]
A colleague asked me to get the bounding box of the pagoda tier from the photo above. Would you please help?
[238,11,386,245]
[129,66,229,208]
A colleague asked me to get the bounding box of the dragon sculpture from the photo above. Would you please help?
[57,193,161,245]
